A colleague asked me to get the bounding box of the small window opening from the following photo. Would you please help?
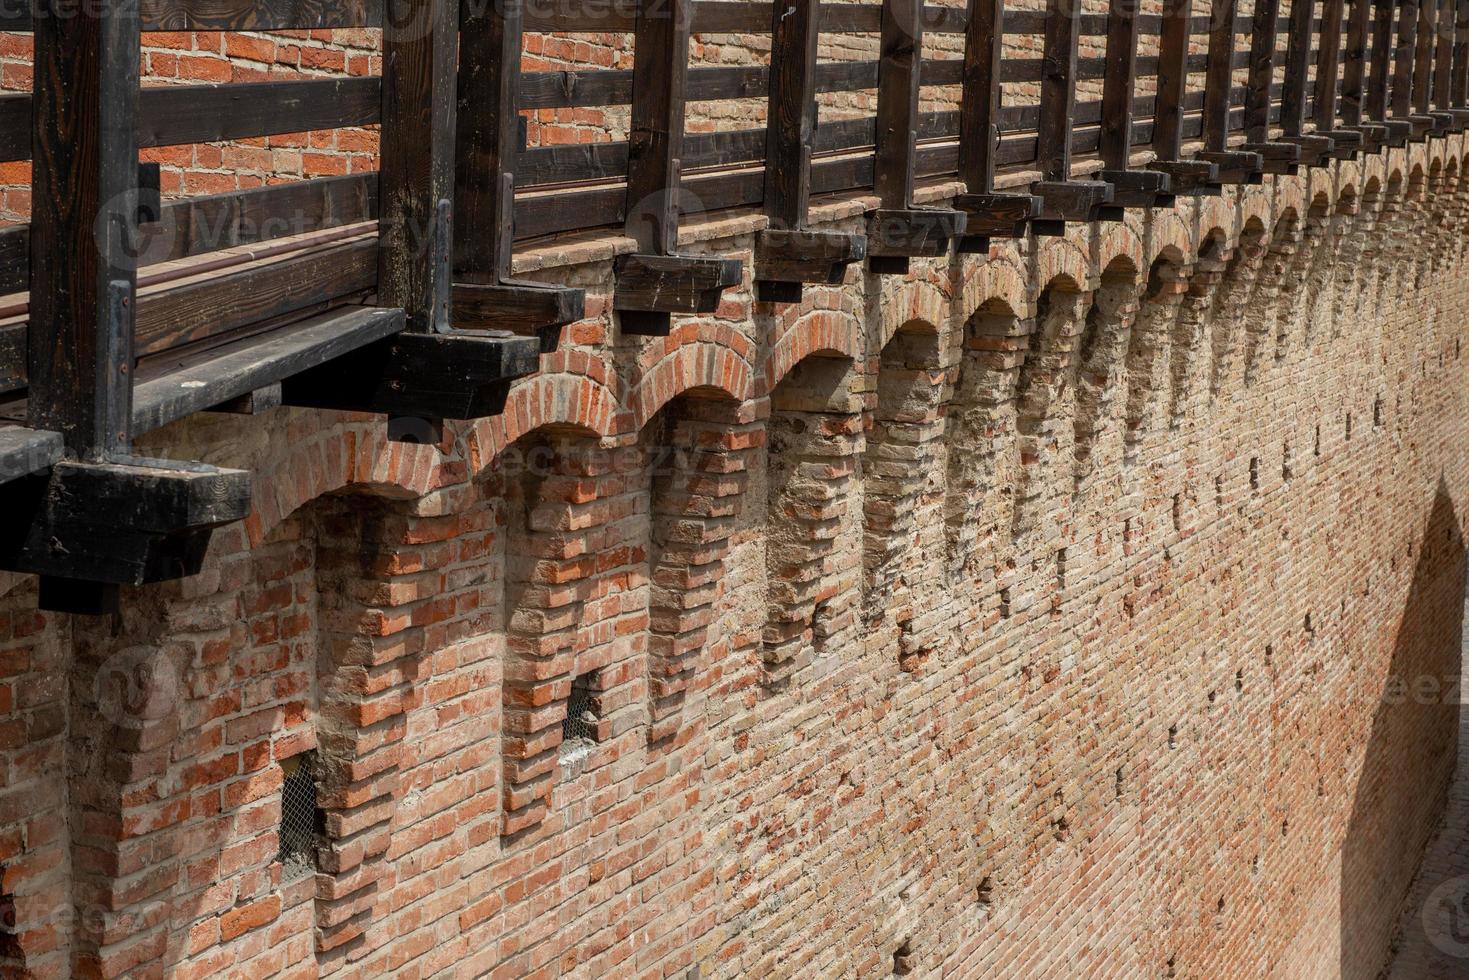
[977,876,994,913]
[278,752,323,883]
[892,940,915,976]
[561,673,599,762]
[1248,457,1259,490]
[1168,724,1178,750]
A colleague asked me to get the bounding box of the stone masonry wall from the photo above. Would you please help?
[0,133,1466,979]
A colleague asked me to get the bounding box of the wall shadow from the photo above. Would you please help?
[1340,480,1465,977]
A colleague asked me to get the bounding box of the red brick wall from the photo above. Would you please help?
[0,137,1465,980]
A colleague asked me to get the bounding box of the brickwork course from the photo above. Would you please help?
[0,19,1468,980]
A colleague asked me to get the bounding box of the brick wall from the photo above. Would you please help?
[0,122,1466,980]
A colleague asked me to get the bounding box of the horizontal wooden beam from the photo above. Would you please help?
[131,306,405,435]
[755,229,868,302]
[614,254,743,335]
[867,208,967,273]
[451,280,586,353]
[280,330,542,420]
[0,456,252,610]
[0,427,63,486]
[0,78,380,163]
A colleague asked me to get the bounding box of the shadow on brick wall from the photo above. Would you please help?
[1340,480,1465,978]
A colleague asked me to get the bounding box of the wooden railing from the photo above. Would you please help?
[0,0,1461,610]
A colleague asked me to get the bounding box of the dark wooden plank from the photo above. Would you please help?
[1037,0,1082,180]
[625,0,693,254]
[764,0,821,229]
[451,280,586,352]
[1314,0,1347,129]
[874,0,923,209]
[28,0,140,459]
[0,427,63,484]
[132,305,404,435]
[1367,0,1395,120]
[134,236,377,357]
[0,322,22,393]
[0,78,380,164]
[377,0,456,333]
[456,0,522,282]
[139,0,379,30]
[0,174,376,298]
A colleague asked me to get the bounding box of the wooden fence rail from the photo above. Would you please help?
[0,0,1458,609]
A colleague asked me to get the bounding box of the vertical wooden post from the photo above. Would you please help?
[954,0,1042,244]
[1367,0,1409,142]
[1391,0,1432,136]
[1030,0,1118,219]
[1036,0,1080,184]
[1101,0,1178,199]
[868,0,965,273]
[1413,0,1438,114]
[29,0,141,460]
[452,0,584,350]
[1453,0,1469,112]
[1279,0,1336,162]
[1315,0,1346,128]
[1341,0,1370,125]
[755,0,867,301]
[625,0,691,256]
[1199,0,1266,181]
[764,0,820,233]
[1431,0,1465,127]
[615,0,740,330]
[1315,0,1364,154]
[456,0,523,285]
[958,0,1003,194]
[873,0,922,212]
[378,0,457,334]
[1279,0,1314,135]
[1245,0,1283,143]
[1202,0,1239,152]
[1149,0,1222,191]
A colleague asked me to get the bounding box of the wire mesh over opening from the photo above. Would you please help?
[278,752,322,884]
[561,673,599,762]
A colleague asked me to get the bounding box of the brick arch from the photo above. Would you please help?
[1273,178,1308,229]
[1012,275,1090,544]
[245,418,444,546]
[1145,209,1194,269]
[1209,216,1270,397]
[957,252,1032,324]
[874,276,952,353]
[1194,195,1236,249]
[764,307,862,395]
[1305,166,1336,211]
[1095,222,1147,281]
[1034,233,1092,293]
[1073,257,1144,504]
[464,370,618,474]
[624,339,755,430]
[1237,183,1273,235]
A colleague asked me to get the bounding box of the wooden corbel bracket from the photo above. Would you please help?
[866,208,967,274]
[614,253,744,335]
[452,279,586,354]
[952,192,1043,252]
[0,456,252,614]
[754,228,868,302]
